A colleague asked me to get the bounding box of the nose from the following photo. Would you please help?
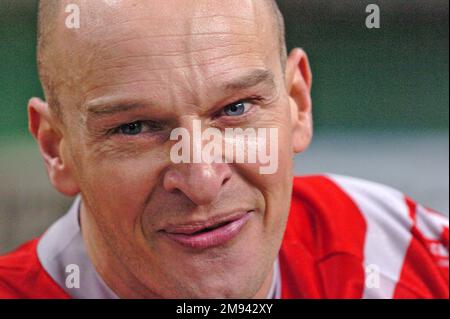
[163,163,232,206]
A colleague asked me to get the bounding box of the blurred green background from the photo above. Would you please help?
[0,0,448,253]
[1,1,449,137]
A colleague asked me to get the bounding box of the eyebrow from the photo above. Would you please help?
[86,101,148,117]
[223,69,276,92]
[85,69,276,117]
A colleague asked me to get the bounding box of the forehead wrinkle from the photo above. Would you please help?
[93,34,259,70]
[94,42,256,74]
[82,47,261,102]
[92,16,258,65]
[85,23,260,89]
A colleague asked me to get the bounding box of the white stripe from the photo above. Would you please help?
[328,174,413,299]
[274,257,282,299]
[266,257,282,299]
[415,204,449,262]
[416,205,449,241]
[37,196,119,299]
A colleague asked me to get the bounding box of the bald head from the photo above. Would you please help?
[37,0,287,118]
[37,0,60,116]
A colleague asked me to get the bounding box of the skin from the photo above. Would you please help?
[28,0,313,298]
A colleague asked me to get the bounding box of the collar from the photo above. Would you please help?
[37,196,281,299]
[37,196,118,299]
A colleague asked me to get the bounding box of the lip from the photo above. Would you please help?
[161,211,253,249]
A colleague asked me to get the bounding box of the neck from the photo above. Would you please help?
[254,263,276,299]
[80,200,158,298]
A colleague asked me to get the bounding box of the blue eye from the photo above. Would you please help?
[223,102,247,116]
[118,121,143,135]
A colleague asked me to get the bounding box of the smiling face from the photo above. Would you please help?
[30,0,313,298]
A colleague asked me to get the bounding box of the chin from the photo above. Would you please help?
[163,264,266,299]
[174,281,259,299]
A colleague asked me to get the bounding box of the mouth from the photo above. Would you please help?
[160,211,254,250]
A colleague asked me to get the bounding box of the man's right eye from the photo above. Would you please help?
[112,120,165,136]
[116,121,144,135]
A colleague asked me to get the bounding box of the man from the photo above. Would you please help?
[0,0,448,299]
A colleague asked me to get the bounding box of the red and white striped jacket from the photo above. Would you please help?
[0,174,448,298]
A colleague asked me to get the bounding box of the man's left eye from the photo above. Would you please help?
[222,101,250,117]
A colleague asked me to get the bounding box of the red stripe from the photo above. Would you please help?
[0,239,70,299]
[280,175,367,298]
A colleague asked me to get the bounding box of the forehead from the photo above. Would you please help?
[70,0,280,108]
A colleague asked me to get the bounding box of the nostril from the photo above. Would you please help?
[222,175,231,186]
[163,163,232,206]
[218,163,232,187]
[170,188,182,195]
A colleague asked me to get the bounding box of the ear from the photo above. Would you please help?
[28,97,80,196]
[285,48,313,154]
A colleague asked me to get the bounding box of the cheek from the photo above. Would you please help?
[234,125,293,193]
[233,126,293,229]
[78,150,168,235]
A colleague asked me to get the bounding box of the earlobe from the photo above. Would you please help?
[285,48,313,154]
[28,98,80,196]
